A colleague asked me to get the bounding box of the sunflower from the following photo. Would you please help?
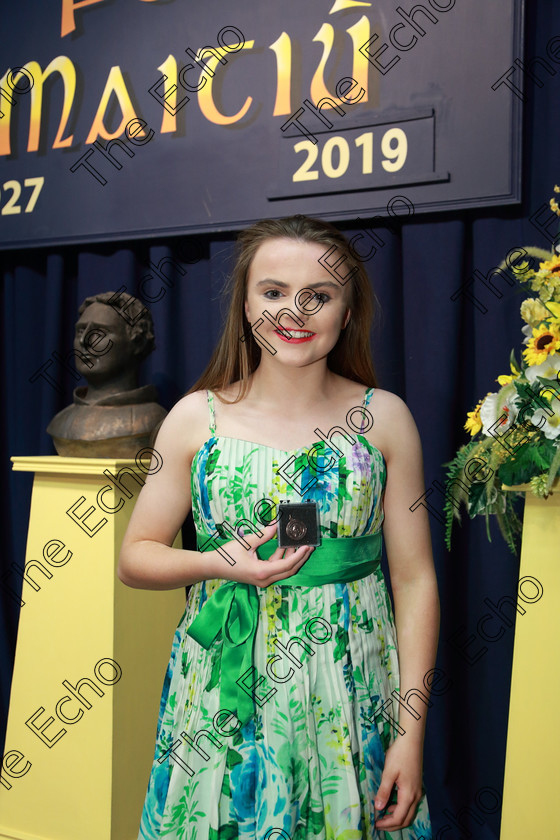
[538,255,560,275]
[523,322,560,366]
[465,399,483,436]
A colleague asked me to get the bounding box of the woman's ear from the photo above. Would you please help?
[244,300,251,323]
[342,309,351,329]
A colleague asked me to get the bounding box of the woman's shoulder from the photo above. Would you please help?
[168,389,210,422]
[332,377,407,413]
[365,387,420,458]
[153,390,212,459]
[369,387,410,415]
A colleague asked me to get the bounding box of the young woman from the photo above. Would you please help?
[118,215,439,840]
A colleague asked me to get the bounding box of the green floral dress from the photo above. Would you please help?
[138,388,432,840]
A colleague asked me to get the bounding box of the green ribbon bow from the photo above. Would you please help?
[187,531,382,727]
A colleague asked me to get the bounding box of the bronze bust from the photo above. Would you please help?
[47,291,167,457]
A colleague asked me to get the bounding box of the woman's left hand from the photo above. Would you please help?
[373,736,424,831]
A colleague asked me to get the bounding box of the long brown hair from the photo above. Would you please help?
[187,215,378,403]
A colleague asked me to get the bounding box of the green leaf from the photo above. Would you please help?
[277,595,290,631]
[217,822,239,839]
[330,600,342,625]
[536,375,560,396]
[466,480,490,517]
[205,647,222,693]
[225,748,243,770]
[442,440,481,549]
[333,626,349,662]
[221,772,231,797]
[510,347,521,375]
[308,808,326,833]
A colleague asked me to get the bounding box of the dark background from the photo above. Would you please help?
[2,2,560,838]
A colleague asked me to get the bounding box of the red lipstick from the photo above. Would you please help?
[275,329,316,343]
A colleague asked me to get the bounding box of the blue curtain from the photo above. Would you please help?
[2,3,559,835]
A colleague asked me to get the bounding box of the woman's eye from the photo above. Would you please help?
[262,289,329,303]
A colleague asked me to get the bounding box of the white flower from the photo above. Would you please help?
[521,324,533,345]
[479,385,520,436]
[524,355,560,386]
[530,400,560,439]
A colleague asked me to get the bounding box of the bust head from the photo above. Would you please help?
[46,291,166,456]
[74,292,155,393]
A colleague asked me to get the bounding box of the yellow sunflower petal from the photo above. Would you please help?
[464,405,483,436]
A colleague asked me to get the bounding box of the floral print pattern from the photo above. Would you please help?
[137,388,432,839]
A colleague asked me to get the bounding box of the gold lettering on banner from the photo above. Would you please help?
[311,23,344,106]
[311,17,375,108]
[86,66,146,143]
[198,41,256,125]
[156,55,181,134]
[60,0,105,39]
[0,58,76,155]
[3,10,381,154]
[269,33,292,116]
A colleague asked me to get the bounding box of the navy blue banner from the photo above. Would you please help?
[0,0,524,248]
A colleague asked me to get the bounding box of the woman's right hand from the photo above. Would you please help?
[206,522,315,587]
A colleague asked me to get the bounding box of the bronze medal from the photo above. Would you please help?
[286,516,307,540]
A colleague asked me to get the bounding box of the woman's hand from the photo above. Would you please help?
[373,736,424,831]
[207,522,314,587]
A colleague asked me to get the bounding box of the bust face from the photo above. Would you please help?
[74,302,140,385]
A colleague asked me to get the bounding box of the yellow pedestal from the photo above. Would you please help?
[500,484,560,839]
[0,457,186,840]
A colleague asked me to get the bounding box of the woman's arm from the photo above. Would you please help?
[367,390,440,830]
[117,391,216,589]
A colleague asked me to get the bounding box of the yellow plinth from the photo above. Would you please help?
[0,457,186,840]
[500,483,560,838]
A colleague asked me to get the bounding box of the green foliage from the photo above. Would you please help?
[498,436,556,486]
[443,434,523,554]
[442,441,480,550]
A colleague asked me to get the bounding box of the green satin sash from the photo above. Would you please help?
[186,530,382,727]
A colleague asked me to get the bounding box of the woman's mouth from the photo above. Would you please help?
[275,329,316,343]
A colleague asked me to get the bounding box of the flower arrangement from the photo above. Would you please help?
[444,187,560,552]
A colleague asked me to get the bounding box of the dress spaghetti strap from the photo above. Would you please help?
[206,389,217,435]
[359,386,375,431]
